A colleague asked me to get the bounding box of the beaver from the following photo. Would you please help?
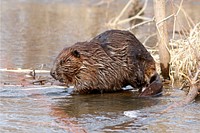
[50,30,162,95]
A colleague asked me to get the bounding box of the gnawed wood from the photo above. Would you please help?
[0,68,50,73]
[20,85,67,90]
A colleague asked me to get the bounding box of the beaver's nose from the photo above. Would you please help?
[50,70,56,79]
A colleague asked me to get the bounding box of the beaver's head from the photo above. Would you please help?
[141,61,163,97]
[144,61,157,84]
[50,47,82,85]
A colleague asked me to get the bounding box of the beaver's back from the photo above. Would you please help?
[91,30,154,64]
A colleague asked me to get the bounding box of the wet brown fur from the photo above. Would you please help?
[51,30,157,94]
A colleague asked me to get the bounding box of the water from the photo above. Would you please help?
[0,0,200,132]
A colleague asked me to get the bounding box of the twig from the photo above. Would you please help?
[112,0,133,24]
[118,0,149,25]
[31,79,48,85]
[128,17,154,30]
[117,16,152,25]
[108,0,149,29]
[156,14,174,26]
[174,4,195,29]
[0,68,50,73]
[172,0,183,39]
[179,72,192,83]
[143,33,157,47]
[193,69,200,82]
[20,85,67,90]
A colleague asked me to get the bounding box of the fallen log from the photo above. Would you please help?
[161,69,199,113]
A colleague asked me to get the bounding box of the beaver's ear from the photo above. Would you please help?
[71,50,80,58]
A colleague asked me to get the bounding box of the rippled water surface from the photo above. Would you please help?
[1,0,200,132]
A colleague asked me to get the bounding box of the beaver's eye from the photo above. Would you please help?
[71,50,80,58]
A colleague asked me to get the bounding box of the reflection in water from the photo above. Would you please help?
[53,91,161,117]
[50,91,163,132]
[50,105,87,133]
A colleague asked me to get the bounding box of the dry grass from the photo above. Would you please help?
[169,22,200,84]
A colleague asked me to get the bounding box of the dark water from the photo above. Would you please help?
[1,0,200,132]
